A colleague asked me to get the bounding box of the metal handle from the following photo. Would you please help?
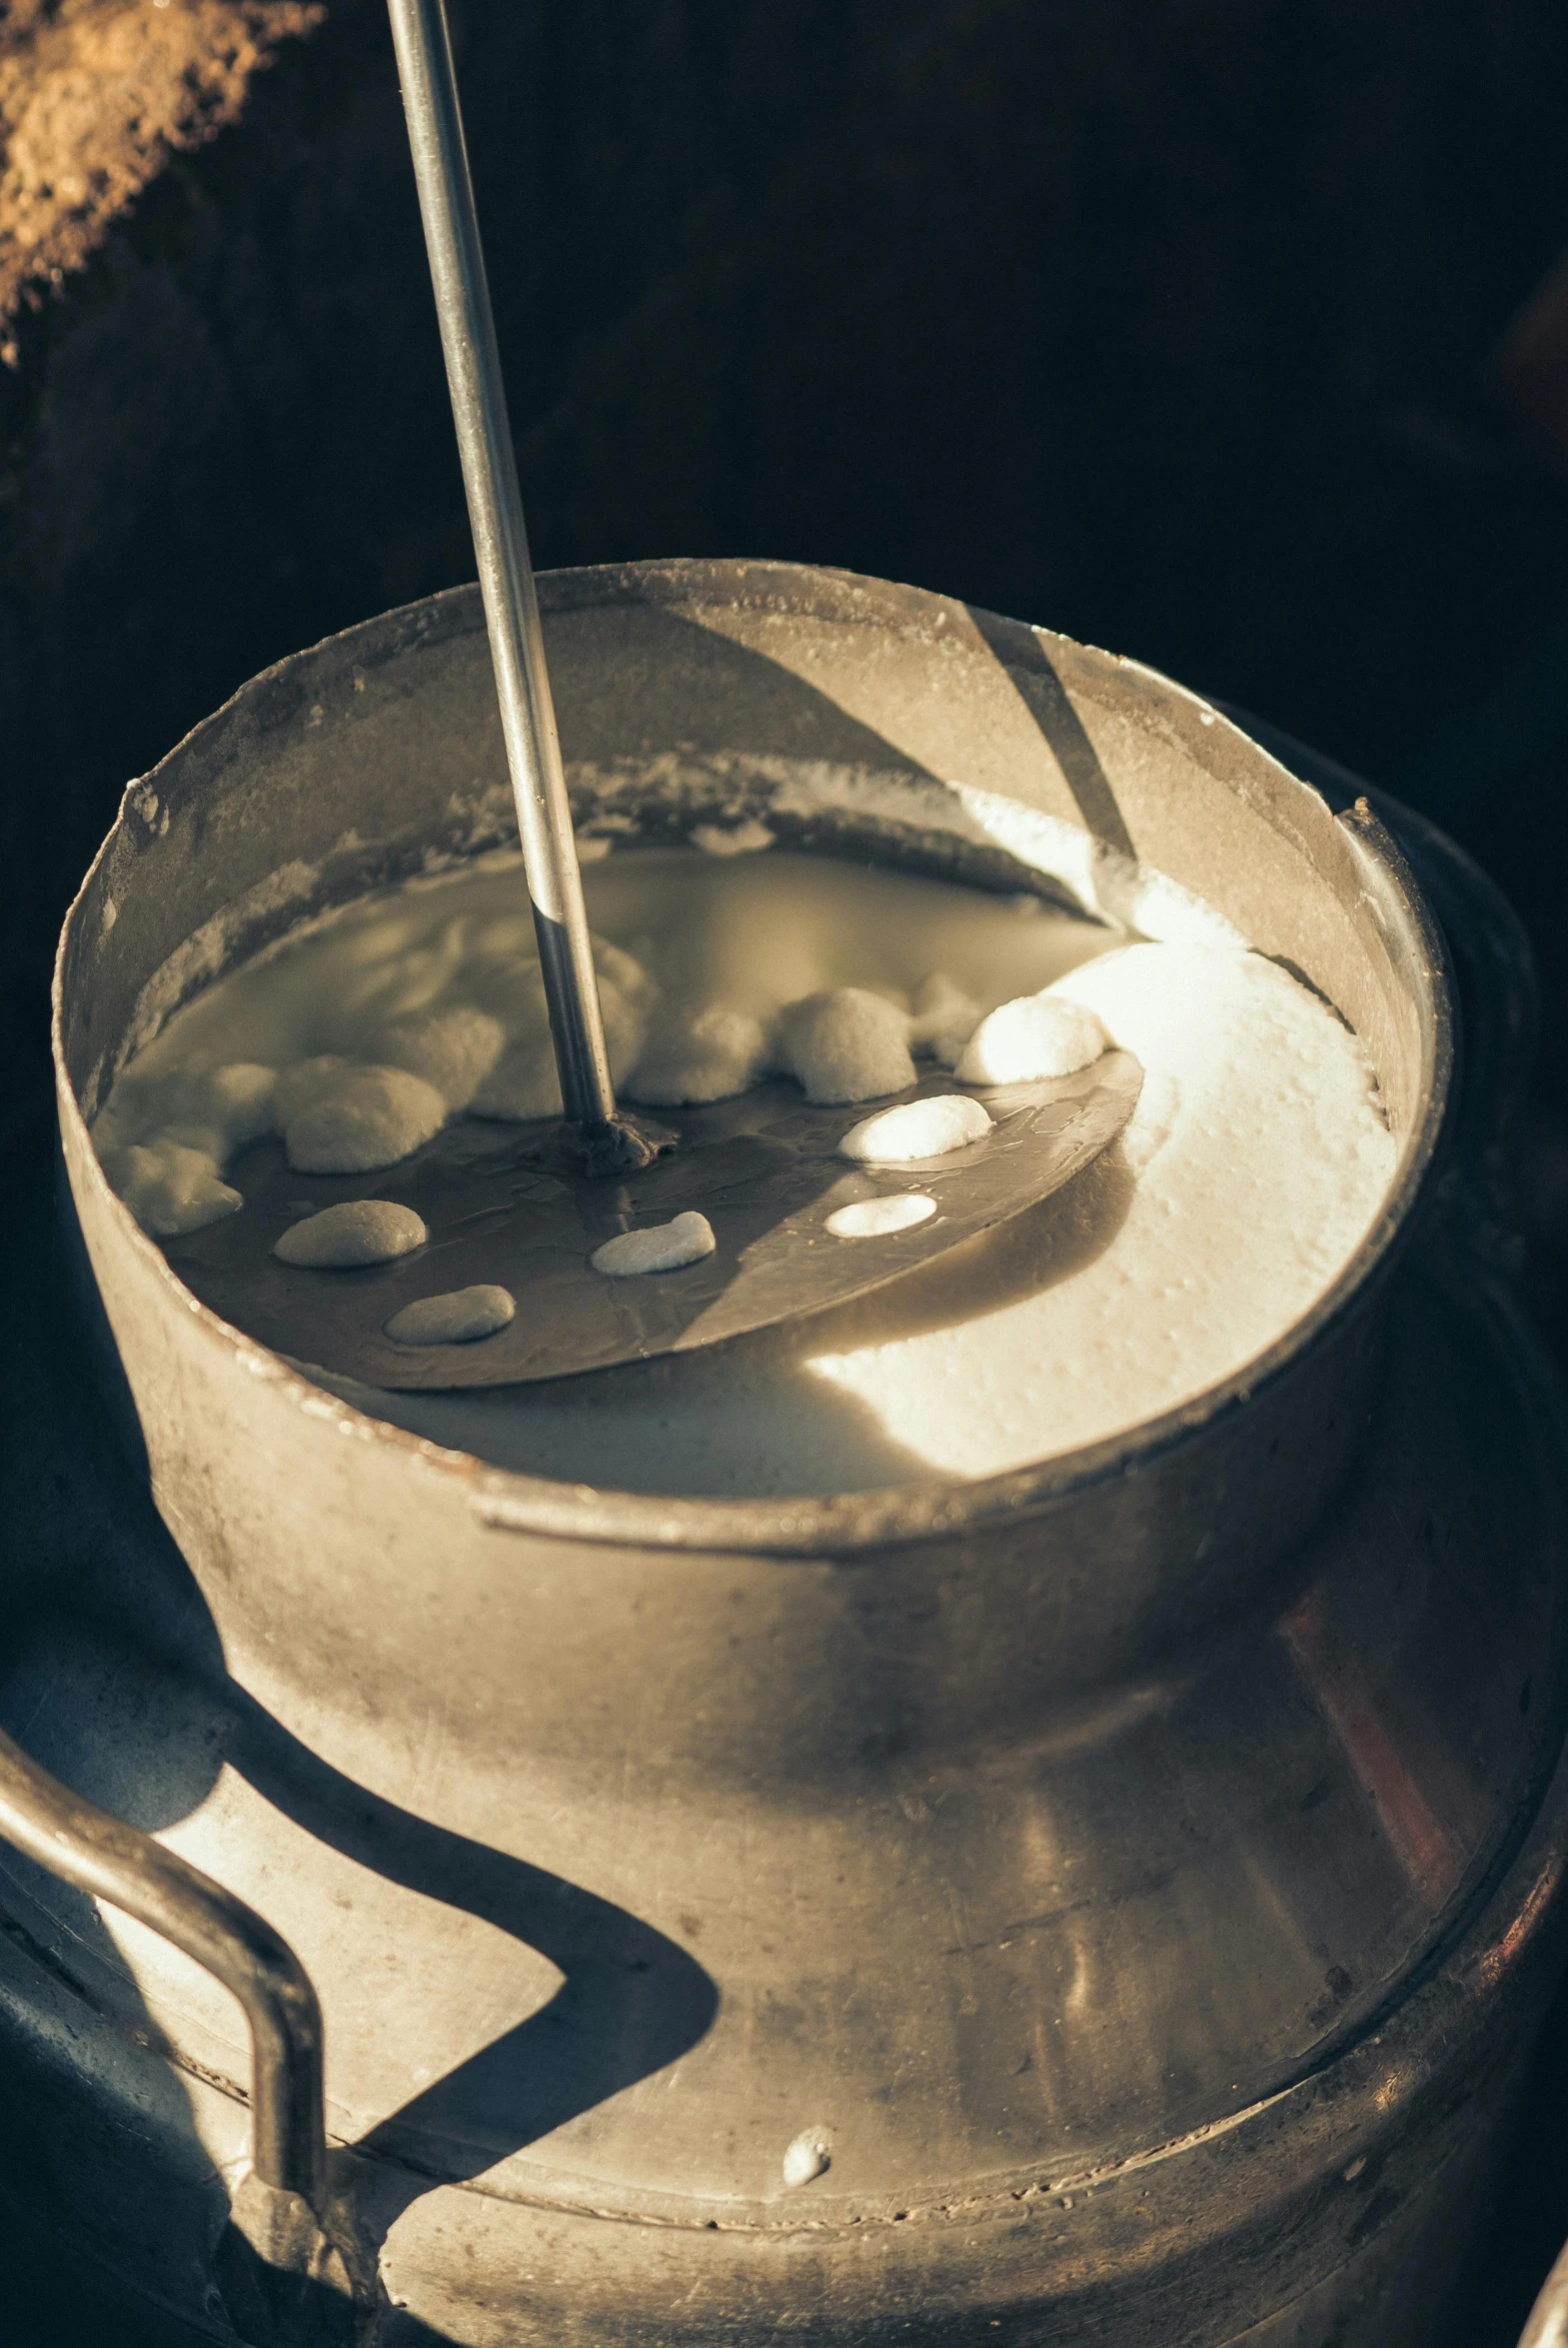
[385,0,616,1135]
[0,1724,381,2336]
[0,1724,327,2208]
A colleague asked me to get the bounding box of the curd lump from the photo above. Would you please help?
[92,844,1398,1494]
[274,1198,427,1267]
[384,1285,516,1347]
[592,1212,718,1277]
[838,1096,993,1164]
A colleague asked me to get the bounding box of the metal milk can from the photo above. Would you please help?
[5,558,1568,2345]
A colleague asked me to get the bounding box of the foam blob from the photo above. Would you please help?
[909,972,981,1068]
[627,1007,771,1107]
[272,1056,351,1125]
[284,1066,448,1174]
[781,2130,831,2188]
[591,1211,717,1276]
[955,994,1109,1085]
[371,1007,506,1110]
[825,1193,937,1237]
[471,948,651,1122]
[782,988,915,1104]
[385,1284,515,1346]
[274,1199,428,1267]
[100,1139,241,1236]
[467,1040,562,1123]
[204,1062,279,1142]
[838,1095,992,1164]
[97,1060,277,1164]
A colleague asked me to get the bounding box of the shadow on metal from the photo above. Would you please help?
[226,1683,720,2222]
[963,600,1138,860]
[0,1097,721,2340]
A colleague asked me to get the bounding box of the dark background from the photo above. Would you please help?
[6,1,1568,1080]
[4,1,1568,2338]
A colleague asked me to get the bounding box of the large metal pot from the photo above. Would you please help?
[7,559,1568,2344]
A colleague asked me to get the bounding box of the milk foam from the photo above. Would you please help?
[92,845,1397,1493]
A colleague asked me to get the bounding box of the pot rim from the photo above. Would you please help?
[51,560,1454,1559]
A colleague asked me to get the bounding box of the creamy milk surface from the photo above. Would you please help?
[92,842,1398,1494]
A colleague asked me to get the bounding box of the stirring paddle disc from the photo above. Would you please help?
[164,1054,1141,1389]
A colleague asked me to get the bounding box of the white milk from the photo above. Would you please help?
[93,845,1397,1494]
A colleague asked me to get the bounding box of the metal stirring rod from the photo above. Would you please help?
[387,0,663,1173]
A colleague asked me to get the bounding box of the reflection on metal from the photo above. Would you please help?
[162,1055,1141,1390]
[1281,1590,1466,1908]
[1483,1849,1568,1994]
